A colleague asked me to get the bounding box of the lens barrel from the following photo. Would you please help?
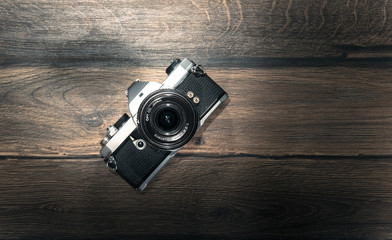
[138,89,198,150]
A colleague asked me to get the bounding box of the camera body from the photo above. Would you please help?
[100,58,228,191]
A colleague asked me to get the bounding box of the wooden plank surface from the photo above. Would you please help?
[1,0,392,67]
[3,155,392,239]
[1,0,392,239]
[2,155,392,239]
[1,66,392,157]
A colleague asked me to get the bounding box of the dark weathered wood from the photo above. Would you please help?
[1,67,392,157]
[2,155,392,239]
[0,0,392,67]
[2,0,392,239]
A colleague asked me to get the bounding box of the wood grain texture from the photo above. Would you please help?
[1,0,392,239]
[1,0,392,67]
[1,66,392,157]
[2,155,392,239]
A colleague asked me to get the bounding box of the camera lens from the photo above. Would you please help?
[138,89,198,150]
[156,108,180,131]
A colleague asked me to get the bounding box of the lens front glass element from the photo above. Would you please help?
[156,108,180,131]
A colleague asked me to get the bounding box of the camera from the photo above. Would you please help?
[99,58,228,191]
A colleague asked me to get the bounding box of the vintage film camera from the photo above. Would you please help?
[100,58,228,191]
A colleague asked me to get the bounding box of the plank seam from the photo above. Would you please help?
[1,153,392,160]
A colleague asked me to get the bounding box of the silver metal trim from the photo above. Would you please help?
[199,93,228,127]
[161,58,194,89]
[100,126,118,147]
[128,82,161,118]
[100,118,137,160]
[133,139,146,150]
[137,149,179,191]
